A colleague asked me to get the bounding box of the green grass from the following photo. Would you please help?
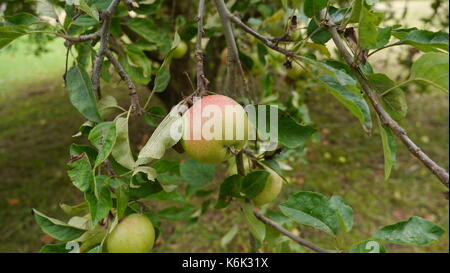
[0,36,68,97]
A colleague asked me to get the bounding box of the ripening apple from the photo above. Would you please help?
[181,95,250,164]
[253,167,283,206]
[173,40,188,59]
[106,214,155,253]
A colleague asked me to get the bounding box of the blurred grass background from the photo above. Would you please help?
[0,0,448,252]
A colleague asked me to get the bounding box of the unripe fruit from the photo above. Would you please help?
[173,40,188,59]
[253,168,283,206]
[286,61,304,80]
[106,214,155,253]
[182,95,249,164]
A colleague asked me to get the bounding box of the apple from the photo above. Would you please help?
[182,95,249,164]
[106,214,155,253]
[172,40,188,59]
[286,60,304,80]
[253,167,283,206]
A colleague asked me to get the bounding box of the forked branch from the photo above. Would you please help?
[327,25,449,188]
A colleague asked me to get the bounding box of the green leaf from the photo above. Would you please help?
[66,66,102,123]
[318,75,372,132]
[111,117,135,170]
[379,122,396,181]
[4,13,40,26]
[40,243,72,253]
[137,107,183,164]
[144,106,167,127]
[279,191,339,236]
[307,19,331,45]
[329,196,353,233]
[0,26,28,50]
[129,181,163,199]
[88,122,117,167]
[36,0,59,20]
[349,0,363,23]
[349,240,387,253]
[358,7,384,49]
[72,15,99,26]
[215,175,244,209]
[85,176,112,225]
[133,166,157,181]
[79,0,100,21]
[126,44,153,78]
[126,18,172,56]
[142,190,185,203]
[159,205,195,221]
[67,153,94,192]
[97,95,119,120]
[278,114,316,149]
[180,159,215,188]
[116,185,129,218]
[374,216,445,245]
[242,203,265,241]
[368,27,392,50]
[398,30,449,52]
[220,225,239,249]
[70,143,98,163]
[367,73,407,121]
[33,209,86,241]
[410,52,449,92]
[241,171,269,198]
[303,0,328,18]
[153,65,171,93]
[60,202,88,215]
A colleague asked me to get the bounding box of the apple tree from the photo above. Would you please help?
[0,0,448,253]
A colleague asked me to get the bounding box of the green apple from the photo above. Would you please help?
[286,60,304,80]
[182,95,249,164]
[253,168,283,206]
[173,40,188,59]
[106,214,155,253]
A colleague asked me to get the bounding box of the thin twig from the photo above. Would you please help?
[253,209,330,253]
[327,25,449,188]
[223,8,295,58]
[105,49,143,114]
[196,0,209,95]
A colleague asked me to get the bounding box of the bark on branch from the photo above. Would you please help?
[196,0,209,95]
[213,0,249,97]
[327,25,449,188]
[105,49,143,114]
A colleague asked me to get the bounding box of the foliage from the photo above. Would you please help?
[0,0,448,253]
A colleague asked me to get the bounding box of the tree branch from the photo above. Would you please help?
[104,49,143,114]
[327,25,449,188]
[196,0,209,95]
[213,0,249,97]
[224,11,295,58]
[91,0,121,99]
[253,209,330,253]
